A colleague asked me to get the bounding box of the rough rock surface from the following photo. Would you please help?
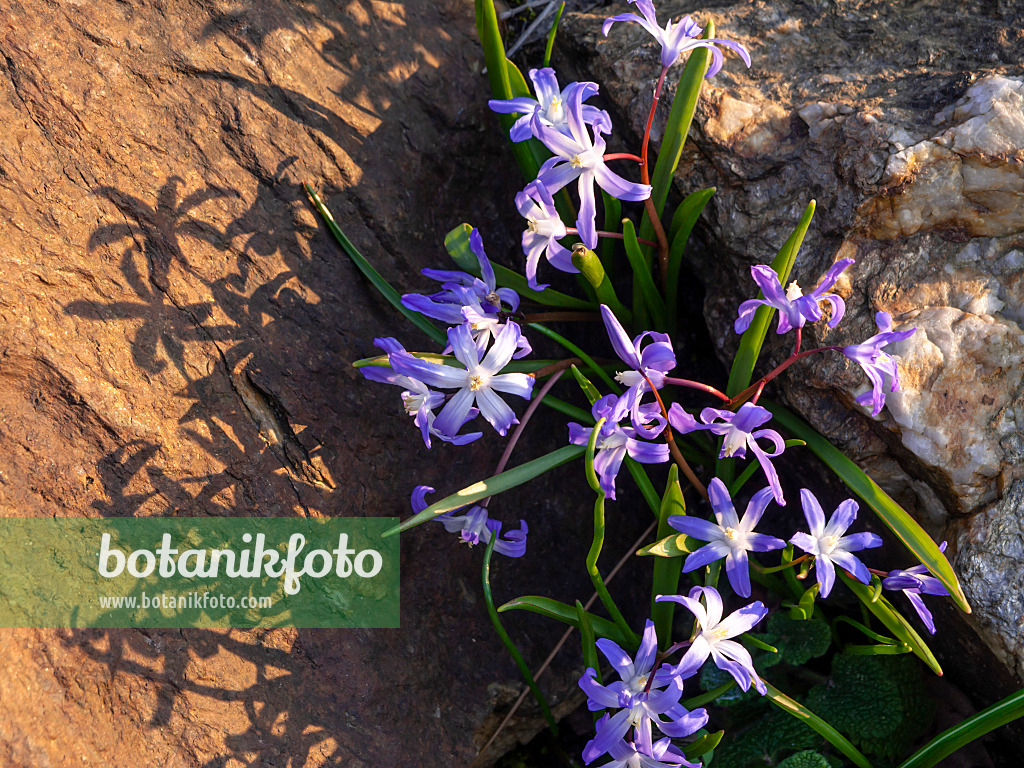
[561,1,1024,678]
[0,1,608,765]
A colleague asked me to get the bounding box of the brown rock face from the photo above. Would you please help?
[0,1,595,765]
[562,0,1024,680]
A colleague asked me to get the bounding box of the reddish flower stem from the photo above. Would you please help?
[640,66,671,291]
[603,152,644,163]
[663,377,730,402]
[644,373,708,501]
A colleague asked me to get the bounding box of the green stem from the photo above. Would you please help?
[482,535,557,734]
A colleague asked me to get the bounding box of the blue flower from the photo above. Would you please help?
[656,586,768,694]
[601,304,676,438]
[602,0,751,74]
[668,402,786,504]
[412,486,527,557]
[668,478,784,598]
[789,490,882,598]
[488,68,611,143]
[579,620,707,764]
[532,86,651,248]
[361,337,483,447]
[594,735,701,768]
[516,180,577,290]
[883,542,949,634]
[843,311,916,417]
[401,228,530,358]
[388,321,534,438]
[735,258,853,335]
[568,394,669,500]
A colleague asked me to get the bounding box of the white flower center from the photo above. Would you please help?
[721,427,748,458]
[570,154,584,168]
[401,392,425,415]
[785,281,803,301]
[527,219,538,233]
[469,374,487,391]
[823,534,840,553]
[724,526,738,540]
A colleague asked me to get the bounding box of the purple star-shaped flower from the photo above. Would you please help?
[883,542,949,634]
[488,68,611,143]
[656,586,768,694]
[789,490,882,598]
[361,337,483,447]
[601,304,676,438]
[389,321,534,438]
[515,180,577,290]
[532,85,651,248]
[412,486,528,557]
[735,258,854,336]
[589,732,701,768]
[568,394,669,500]
[602,0,751,74]
[843,311,916,417]
[401,228,531,358]
[668,478,785,598]
[579,620,707,762]
[668,402,786,504]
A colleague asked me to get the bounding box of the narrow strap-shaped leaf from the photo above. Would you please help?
[585,418,607,493]
[528,322,621,393]
[767,400,969,613]
[542,393,593,423]
[543,2,566,67]
[588,493,639,645]
[838,571,942,675]
[571,244,632,321]
[726,200,815,397]
[896,687,1024,768]
[474,0,542,182]
[683,730,724,761]
[622,218,666,329]
[651,465,686,649]
[482,536,557,733]
[684,681,735,709]
[576,600,601,678]
[666,187,715,329]
[571,364,602,405]
[498,595,632,646]
[600,189,622,271]
[639,24,713,247]
[443,224,593,310]
[384,444,585,536]
[304,184,447,345]
[624,457,662,517]
[763,681,874,768]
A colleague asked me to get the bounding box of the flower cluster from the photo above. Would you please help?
[345,0,961,764]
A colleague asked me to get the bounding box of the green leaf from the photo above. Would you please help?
[778,751,832,768]
[684,680,735,709]
[624,457,662,517]
[600,189,622,270]
[588,492,638,645]
[304,184,447,346]
[443,223,593,310]
[726,200,815,398]
[585,418,607,493]
[384,445,585,536]
[839,572,942,675]
[754,612,832,667]
[808,654,931,760]
[764,681,874,768]
[640,25,712,245]
[666,187,715,328]
[474,0,543,182]
[636,532,698,558]
[541,393,592,423]
[766,400,969,613]
[684,730,724,761]
[651,465,685,648]
[576,600,600,677]
[482,536,556,734]
[498,595,631,646]
[571,364,602,405]
[528,322,620,393]
[896,686,1024,768]
[571,243,632,321]
[542,1,565,67]
[622,218,667,329]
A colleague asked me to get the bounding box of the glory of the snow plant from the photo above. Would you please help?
[310,0,1015,763]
